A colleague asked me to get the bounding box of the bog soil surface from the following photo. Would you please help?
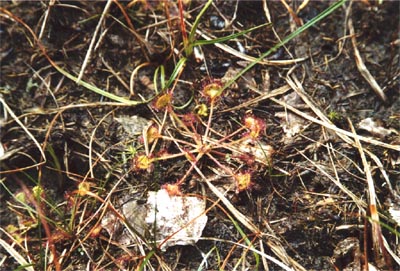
[0,1,399,271]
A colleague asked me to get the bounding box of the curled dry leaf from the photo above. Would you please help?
[357,117,397,138]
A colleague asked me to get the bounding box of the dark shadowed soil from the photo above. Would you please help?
[0,1,399,270]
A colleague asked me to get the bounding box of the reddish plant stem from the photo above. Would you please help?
[178,0,188,49]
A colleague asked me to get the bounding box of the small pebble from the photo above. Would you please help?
[209,15,225,30]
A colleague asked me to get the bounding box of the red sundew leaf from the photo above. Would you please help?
[201,79,223,101]
[234,172,253,193]
[243,115,266,139]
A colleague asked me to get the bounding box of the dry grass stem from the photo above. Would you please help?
[0,97,46,172]
[77,0,112,82]
[274,73,399,151]
[348,16,387,102]
[220,84,292,113]
[348,119,385,263]
[0,234,34,271]
[194,26,307,66]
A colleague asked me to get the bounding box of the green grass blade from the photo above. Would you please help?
[193,23,271,47]
[138,250,156,271]
[160,65,166,91]
[153,65,163,94]
[188,0,213,43]
[227,214,260,269]
[368,216,400,238]
[165,57,187,89]
[221,0,346,93]
[172,89,194,110]
[53,65,144,105]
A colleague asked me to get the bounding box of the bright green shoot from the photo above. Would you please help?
[184,0,213,56]
[165,57,187,90]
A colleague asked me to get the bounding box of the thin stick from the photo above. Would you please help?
[220,84,291,113]
[0,96,46,163]
[38,0,55,40]
[348,17,387,102]
[77,0,112,82]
